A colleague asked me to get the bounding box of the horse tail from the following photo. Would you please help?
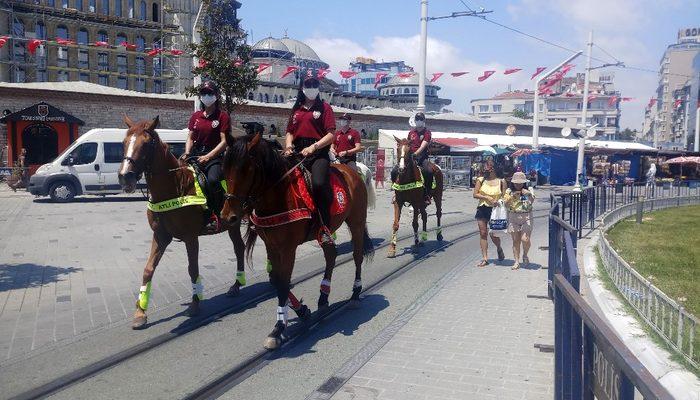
[244,223,258,265]
[362,225,374,262]
[366,169,376,210]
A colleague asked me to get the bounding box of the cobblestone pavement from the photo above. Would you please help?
[327,221,553,400]
[1,184,561,363]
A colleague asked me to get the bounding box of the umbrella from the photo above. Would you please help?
[663,156,700,165]
[511,148,540,158]
[467,145,497,154]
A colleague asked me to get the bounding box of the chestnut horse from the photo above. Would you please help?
[388,136,444,257]
[221,133,373,350]
[118,116,247,329]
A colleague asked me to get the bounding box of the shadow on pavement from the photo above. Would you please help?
[0,263,82,293]
[33,196,145,204]
[276,293,390,359]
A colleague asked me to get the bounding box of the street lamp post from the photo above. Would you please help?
[191,3,204,112]
[417,0,428,112]
[574,30,594,191]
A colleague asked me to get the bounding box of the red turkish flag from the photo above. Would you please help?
[587,94,597,103]
[647,98,657,109]
[280,66,298,79]
[621,97,633,102]
[560,64,575,75]
[478,70,495,82]
[27,39,42,55]
[564,92,576,97]
[232,59,243,67]
[674,99,683,109]
[0,36,8,49]
[538,87,553,96]
[317,68,330,79]
[169,49,184,56]
[198,59,208,68]
[339,70,358,79]
[430,72,444,83]
[256,63,270,74]
[504,68,522,75]
[607,96,618,107]
[374,72,388,88]
[120,42,136,51]
[55,38,75,45]
[397,72,416,78]
[450,71,468,77]
[94,41,110,47]
[147,48,162,57]
[531,67,547,80]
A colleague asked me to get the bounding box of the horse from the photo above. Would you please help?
[356,161,376,210]
[388,136,444,258]
[118,116,247,329]
[220,133,373,350]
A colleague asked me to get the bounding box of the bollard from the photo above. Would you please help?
[636,195,644,224]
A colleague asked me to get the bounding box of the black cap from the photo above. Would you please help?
[199,80,219,95]
[339,113,351,121]
[414,112,425,121]
[241,121,265,135]
[303,76,320,88]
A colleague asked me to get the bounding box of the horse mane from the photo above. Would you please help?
[225,135,288,184]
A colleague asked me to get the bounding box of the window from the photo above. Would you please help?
[153,80,162,93]
[104,143,124,163]
[539,103,543,112]
[247,92,254,100]
[89,0,95,12]
[79,72,90,82]
[264,93,269,103]
[47,0,55,6]
[117,54,128,74]
[117,76,128,89]
[61,0,68,8]
[403,88,410,94]
[390,88,395,95]
[13,20,24,37]
[97,31,108,43]
[115,0,122,16]
[78,50,89,68]
[76,0,83,10]
[135,78,146,92]
[70,143,98,165]
[58,70,69,82]
[279,95,284,103]
[135,36,145,51]
[97,52,109,71]
[273,95,278,103]
[471,106,475,114]
[493,104,502,112]
[102,0,109,14]
[35,22,46,40]
[36,70,48,82]
[77,28,88,45]
[167,142,185,158]
[479,105,489,113]
[140,0,146,20]
[14,68,26,83]
[258,93,263,102]
[152,36,161,49]
[152,57,161,76]
[116,34,127,46]
[98,74,109,86]
[411,88,417,94]
[13,43,26,63]
[135,56,145,74]
[57,47,68,67]
[152,2,158,22]
[56,25,68,39]
[128,0,134,17]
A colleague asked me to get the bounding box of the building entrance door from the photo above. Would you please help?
[22,124,59,166]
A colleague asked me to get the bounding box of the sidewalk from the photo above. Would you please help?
[326,220,554,400]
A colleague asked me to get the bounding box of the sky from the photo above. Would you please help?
[238,0,700,130]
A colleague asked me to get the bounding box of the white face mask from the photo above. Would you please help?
[201,95,217,107]
[303,88,319,100]
[338,120,349,128]
[414,120,425,128]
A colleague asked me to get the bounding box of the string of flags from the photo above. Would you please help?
[0,35,184,57]
[334,66,551,85]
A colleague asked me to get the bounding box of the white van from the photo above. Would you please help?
[28,128,188,202]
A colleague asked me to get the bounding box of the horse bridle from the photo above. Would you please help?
[122,130,157,178]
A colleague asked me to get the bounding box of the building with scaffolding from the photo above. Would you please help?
[0,0,209,93]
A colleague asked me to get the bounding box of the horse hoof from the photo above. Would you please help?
[387,251,395,258]
[187,301,200,317]
[226,284,240,297]
[437,234,444,242]
[131,315,147,330]
[348,299,361,309]
[317,303,329,314]
[264,336,281,350]
[295,304,312,321]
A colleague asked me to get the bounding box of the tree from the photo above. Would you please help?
[512,109,530,120]
[186,0,258,115]
[618,128,637,141]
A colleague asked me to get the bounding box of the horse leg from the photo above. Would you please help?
[412,205,420,249]
[226,222,246,297]
[388,200,401,258]
[317,242,338,310]
[420,206,428,244]
[264,248,295,350]
[347,222,367,309]
[185,238,202,317]
[435,194,444,241]
[132,231,172,329]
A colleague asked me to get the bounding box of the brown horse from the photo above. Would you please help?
[388,136,444,257]
[118,116,247,329]
[220,133,373,350]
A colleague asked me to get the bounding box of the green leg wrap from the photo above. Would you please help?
[420,231,428,242]
[266,259,273,274]
[436,228,443,237]
[236,271,246,286]
[331,231,337,241]
[192,276,203,301]
[138,282,152,310]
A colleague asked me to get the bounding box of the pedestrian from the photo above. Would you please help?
[645,162,656,197]
[361,128,367,139]
[331,113,361,171]
[269,123,278,138]
[473,159,506,267]
[375,158,385,188]
[504,171,534,270]
[9,148,27,192]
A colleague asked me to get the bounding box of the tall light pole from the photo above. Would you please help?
[574,30,594,191]
[532,51,583,149]
[695,105,700,152]
[191,3,204,112]
[417,0,428,111]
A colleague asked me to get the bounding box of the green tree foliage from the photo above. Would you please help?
[512,109,530,120]
[186,0,258,114]
[618,128,637,141]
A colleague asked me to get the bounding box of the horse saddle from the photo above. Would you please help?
[186,160,222,214]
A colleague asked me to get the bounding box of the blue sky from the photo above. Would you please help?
[238,0,700,130]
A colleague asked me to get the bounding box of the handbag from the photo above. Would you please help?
[489,201,509,236]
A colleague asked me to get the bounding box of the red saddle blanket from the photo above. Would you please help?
[250,167,348,228]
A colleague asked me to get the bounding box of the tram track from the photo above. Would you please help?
[11,210,550,400]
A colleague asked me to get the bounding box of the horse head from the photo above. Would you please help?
[118,115,160,193]
[394,135,413,175]
[221,132,265,225]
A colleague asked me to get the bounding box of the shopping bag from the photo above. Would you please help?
[488,202,508,236]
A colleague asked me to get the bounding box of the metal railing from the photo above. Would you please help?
[549,201,673,399]
[552,180,700,238]
[598,195,700,369]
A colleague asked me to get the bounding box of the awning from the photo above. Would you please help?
[430,137,478,154]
